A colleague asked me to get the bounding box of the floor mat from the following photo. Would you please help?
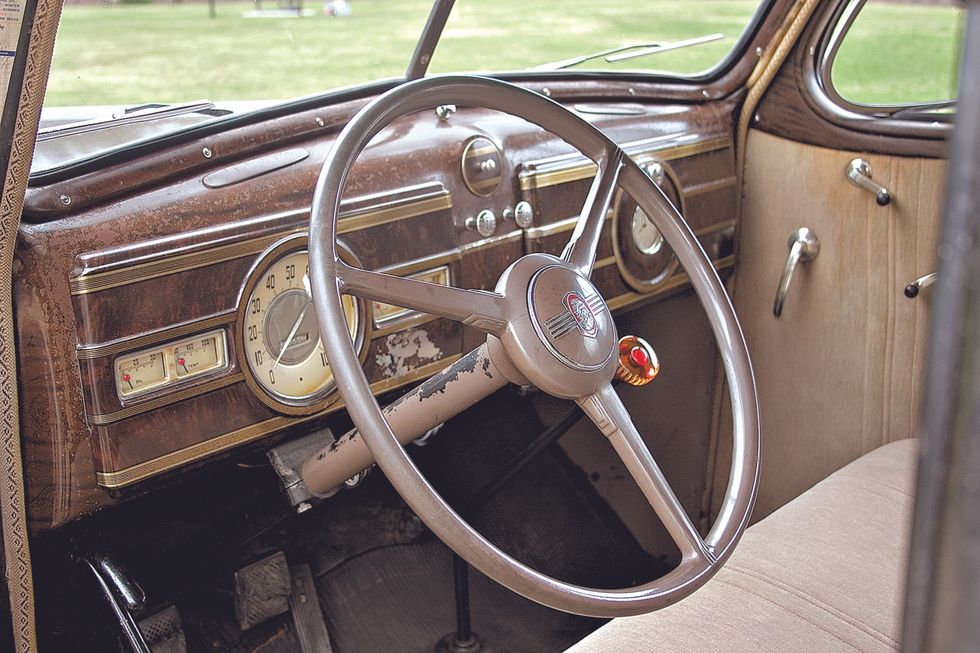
[317,539,602,653]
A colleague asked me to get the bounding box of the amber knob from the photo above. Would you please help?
[615,335,660,386]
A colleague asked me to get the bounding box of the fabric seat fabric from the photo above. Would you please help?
[567,438,918,652]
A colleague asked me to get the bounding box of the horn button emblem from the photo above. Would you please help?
[548,291,602,339]
[527,265,616,372]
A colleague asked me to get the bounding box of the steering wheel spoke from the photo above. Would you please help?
[337,260,509,336]
[562,147,624,277]
[577,383,713,564]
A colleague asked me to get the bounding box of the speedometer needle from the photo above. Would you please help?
[272,274,313,371]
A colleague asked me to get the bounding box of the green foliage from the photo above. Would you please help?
[45,0,963,108]
[832,1,963,106]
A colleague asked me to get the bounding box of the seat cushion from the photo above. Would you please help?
[567,438,918,652]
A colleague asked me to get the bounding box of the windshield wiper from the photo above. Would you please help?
[534,33,725,71]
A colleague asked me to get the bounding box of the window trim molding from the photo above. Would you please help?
[803,0,954,141]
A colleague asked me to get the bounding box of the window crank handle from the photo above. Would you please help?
[773,228,820,318]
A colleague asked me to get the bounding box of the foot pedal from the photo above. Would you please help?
[137,605,187,653]
[290,564,334,653]
[234,551,292,631]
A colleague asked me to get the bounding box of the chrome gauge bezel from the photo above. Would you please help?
[612,159,685,293]
[236,233,369,416]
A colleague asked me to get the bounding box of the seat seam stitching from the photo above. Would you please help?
[712,577,868,652]
[843,473,915,499]
[725,565,899,647]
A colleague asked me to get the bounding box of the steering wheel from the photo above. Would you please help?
[308,75,759,618]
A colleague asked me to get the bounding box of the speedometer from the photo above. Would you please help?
[238,236,364,414]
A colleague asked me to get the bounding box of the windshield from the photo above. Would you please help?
[36,0,765,174]
[46,0,765,108]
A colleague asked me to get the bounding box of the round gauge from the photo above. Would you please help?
[238,237,365,414]
[631,206,665,256]
[613,160,684,293]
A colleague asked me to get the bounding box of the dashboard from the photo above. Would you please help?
[15,95,738,532]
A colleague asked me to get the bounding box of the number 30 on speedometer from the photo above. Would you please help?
[240,241,360,413]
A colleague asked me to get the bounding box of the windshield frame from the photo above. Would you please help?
[30,0,778,186]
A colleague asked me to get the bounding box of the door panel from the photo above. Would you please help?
[715,129,944,520]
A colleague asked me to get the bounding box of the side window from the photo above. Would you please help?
[826,0,964,114]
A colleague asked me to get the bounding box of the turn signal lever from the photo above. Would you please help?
[615,336,660,386]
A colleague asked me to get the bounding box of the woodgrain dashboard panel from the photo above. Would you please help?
[16,97,741,532]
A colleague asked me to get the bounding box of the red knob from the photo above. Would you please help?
[615,336,660,386]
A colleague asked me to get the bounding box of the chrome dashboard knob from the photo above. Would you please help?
[512,201,534,228]
[465,209,497,237]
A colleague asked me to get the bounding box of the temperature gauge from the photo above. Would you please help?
[116,351,168,398]
[114,329,229,400]
[174,331,226,379]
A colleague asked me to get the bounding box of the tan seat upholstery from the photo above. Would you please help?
[568,438,918,652]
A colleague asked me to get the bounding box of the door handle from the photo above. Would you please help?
[773,228,820,318]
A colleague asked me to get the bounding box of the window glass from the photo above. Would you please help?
[46,0,433,107]
[429,1,763,78]
[46,0,766,108]
[830,0,964,107]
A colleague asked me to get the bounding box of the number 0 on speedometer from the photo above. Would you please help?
[242,247,359,409]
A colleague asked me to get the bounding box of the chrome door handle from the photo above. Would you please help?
[773,228,820,318]
[846,158,891,206]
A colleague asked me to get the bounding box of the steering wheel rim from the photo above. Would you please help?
[309,75,760,618]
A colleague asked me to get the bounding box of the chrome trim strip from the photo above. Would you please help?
[76,312,236,360]
[607,255,736,312]
[94,354,462,488]
[519,135,731,192]
[70,189,452,296]
[88,373,244,425]
[684,176,737,197]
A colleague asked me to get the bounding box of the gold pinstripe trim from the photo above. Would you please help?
[70,192,452,296]
[337,193,451,234]
[607,255,736,312]
[468,176,502,191]
[70,230,304,296]
[524,215,580,240]
[76,312,235,360]
[684,176,738,197]
[88,373,244,425]
[464,144,497,159]
[95,354,462,488]
[519,136,731,192]
[695,219,738,238]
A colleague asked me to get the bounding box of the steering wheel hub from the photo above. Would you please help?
[527,264,616,372]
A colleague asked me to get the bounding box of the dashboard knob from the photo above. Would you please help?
[465,209,497,237]
[513,201,534,228]
[614,335,660,386]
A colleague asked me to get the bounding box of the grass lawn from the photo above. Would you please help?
[47,0,963,108]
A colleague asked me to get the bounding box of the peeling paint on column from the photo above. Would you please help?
[374,329,444,378]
